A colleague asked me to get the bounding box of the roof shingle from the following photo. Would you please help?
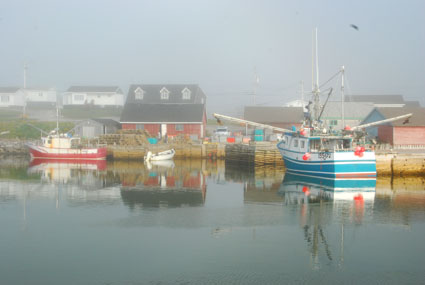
[375,107,425,127]
[244,106,304,123]
[120,104,205,123]
[126,84,206,104]
[67,86,121,93]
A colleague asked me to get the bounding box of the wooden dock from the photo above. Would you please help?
[108,141,425,177]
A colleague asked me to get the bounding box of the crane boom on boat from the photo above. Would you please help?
[350,113,412,131]
[212,113,294,133]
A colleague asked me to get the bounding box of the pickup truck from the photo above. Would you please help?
[214,127,231,137]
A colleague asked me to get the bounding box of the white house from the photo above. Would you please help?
[284,99,308,112]
[24,88,57,107]
[63,86,124,107]
[0,87,25,108]
[345,95,407,108]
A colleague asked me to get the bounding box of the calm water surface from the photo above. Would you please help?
[1,157,425,284]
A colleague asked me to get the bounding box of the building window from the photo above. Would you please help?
[136,124,144,130]
[182,87,191,100]
[1,95,9,102]
[74,94,85,101]
[134,87,144,100]
[160,87,170,100]
[175,124,184,131]
[38,92,43,97]
[330,120,338,126]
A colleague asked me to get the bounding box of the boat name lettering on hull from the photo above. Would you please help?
[318,152,331,160]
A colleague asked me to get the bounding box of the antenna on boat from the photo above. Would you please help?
[56,105,59,134]
[341,66,345,129]
[300,80,305,110]
[315,28,319,93]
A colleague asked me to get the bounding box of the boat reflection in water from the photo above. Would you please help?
[279,172,376,205]
[279,173,376,269]
[25,158,120,207]
[120,160,207,209]
[28,158,107,185]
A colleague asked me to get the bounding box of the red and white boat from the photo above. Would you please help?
[27,133,107,160]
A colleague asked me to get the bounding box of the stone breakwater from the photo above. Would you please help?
[0,139,29,155]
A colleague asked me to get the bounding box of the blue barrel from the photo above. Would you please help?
[254,135,263,141]
[148,138,158,144]
[254,129,264,135]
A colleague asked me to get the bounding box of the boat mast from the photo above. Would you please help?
[312,28,321,124]
[300,80,304,106]
[341,66,345,128]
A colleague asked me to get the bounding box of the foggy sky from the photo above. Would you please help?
[1,0,424,116]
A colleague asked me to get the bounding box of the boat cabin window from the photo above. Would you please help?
[343,139,351,149]
[294,139,298,148]
[310,139,320,151]
[300,140,305,149]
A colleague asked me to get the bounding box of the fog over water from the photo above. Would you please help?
[1,0,424,115]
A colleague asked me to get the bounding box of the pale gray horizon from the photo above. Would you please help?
[1,0,424,116]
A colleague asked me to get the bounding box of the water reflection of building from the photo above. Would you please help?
[278,173,377,269]
[119,160,207,209]
[375,177,425,226]
[243,166,285,204]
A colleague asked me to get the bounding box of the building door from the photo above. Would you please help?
[161,124,167,137]
[82,126,95,138]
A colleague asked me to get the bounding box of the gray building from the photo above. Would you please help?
[74,118,120,138]
[244,106,305,132]
[320,101,375,130]
[345,95,407,108]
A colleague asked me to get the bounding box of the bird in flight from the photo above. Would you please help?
[350,24,359,30]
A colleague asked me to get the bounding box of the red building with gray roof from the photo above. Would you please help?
[120,84,207,139]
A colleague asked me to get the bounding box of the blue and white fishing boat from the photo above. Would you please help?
[277,131,377,180]
[213,30,411,181]
[277,30,376,180]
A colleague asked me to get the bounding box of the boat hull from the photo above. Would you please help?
[29,158,107,170]
[27,144,107,160]
[145,149,175,161]
[277,141,377,180]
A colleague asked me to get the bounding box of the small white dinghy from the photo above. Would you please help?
[144,149,175,162]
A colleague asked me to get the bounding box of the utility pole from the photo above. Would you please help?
[23,63,28,118]
[252,67,259,105]
[23,63,28,88]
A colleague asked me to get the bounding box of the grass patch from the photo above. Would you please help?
[0,120,75,139]
[62,106,122,119]
[0,108,23,120]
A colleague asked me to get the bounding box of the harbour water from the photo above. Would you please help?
[1,157,425,284]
